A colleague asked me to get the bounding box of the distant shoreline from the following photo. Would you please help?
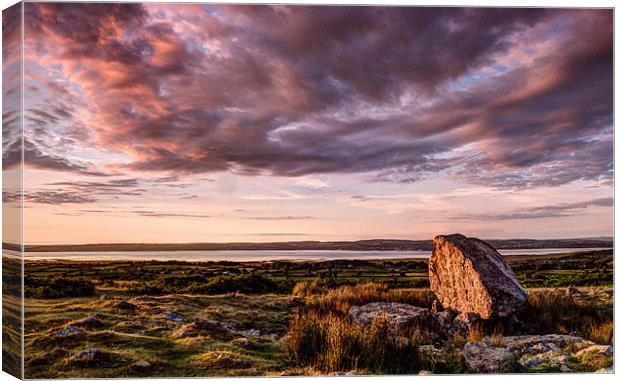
[3,237,613,253]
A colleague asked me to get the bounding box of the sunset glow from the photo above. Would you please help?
[4,4,612,244]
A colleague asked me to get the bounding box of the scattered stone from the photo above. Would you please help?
[66,347,130,368]
[463,342,517,373]
[428,234,528,319]
[163,311,187,322]
[52,326,82,337]
[130,360,152,372]
[238,328,263,337]
[348,302,432,332]
[71,348,102,362]
[72,316,105,329]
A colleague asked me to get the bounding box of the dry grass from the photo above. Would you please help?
[519,289,613,344]
[304,282,434,314]
[586,321,613,345]
[288,282,431,374]
[287,309,421,374]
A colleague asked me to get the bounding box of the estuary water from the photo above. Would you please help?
[22,247,609,262]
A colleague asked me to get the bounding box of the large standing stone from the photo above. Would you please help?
[428,234,527,319]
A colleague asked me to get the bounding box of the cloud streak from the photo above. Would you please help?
[458,197,613,221]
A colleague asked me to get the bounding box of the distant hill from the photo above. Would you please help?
[6,237,613,252]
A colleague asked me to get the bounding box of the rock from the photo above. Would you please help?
[449,312,482,340]
[66,347,129,368]
[418,370,433,375]
[498,334,585,351]
[519,350,571,371]
[163,311,187,322]
[463,342,517,373]
[428,234,528,319]
[348,302,433,332]
[100,294,111,300]
[71,348,103,362]
[478,334,613,373]
[575,344,613,357]
[435,308,458,332]
[52,326,82,337]
[130,360,152,372]
[72,316,105,329]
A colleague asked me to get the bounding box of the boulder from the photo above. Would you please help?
[348,302,433,332]
[463,342,517,373]
[428,234,527,319]
[448,312,482,339]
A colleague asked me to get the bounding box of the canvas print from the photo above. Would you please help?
[2,1,614,378]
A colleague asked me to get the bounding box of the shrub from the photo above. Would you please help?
[25,277,95,298]
[126,274,280,296]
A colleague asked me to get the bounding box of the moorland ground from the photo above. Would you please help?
[5,249,614,377]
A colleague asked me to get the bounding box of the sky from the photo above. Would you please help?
[2,3,613,244]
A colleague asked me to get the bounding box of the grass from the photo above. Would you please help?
[18,249,614,377]
[288,309,421,374]
[518,289,613,344]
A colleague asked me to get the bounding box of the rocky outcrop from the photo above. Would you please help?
[348,302,433,332]
[428,234,527,319]
[465,334,614,373]
[463,342,517,373]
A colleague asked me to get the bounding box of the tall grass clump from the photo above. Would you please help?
[519,290,613,344]
[287,309,421,374]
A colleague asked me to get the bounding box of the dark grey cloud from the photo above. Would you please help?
[14,190,98,205]
[23,5,613,190]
